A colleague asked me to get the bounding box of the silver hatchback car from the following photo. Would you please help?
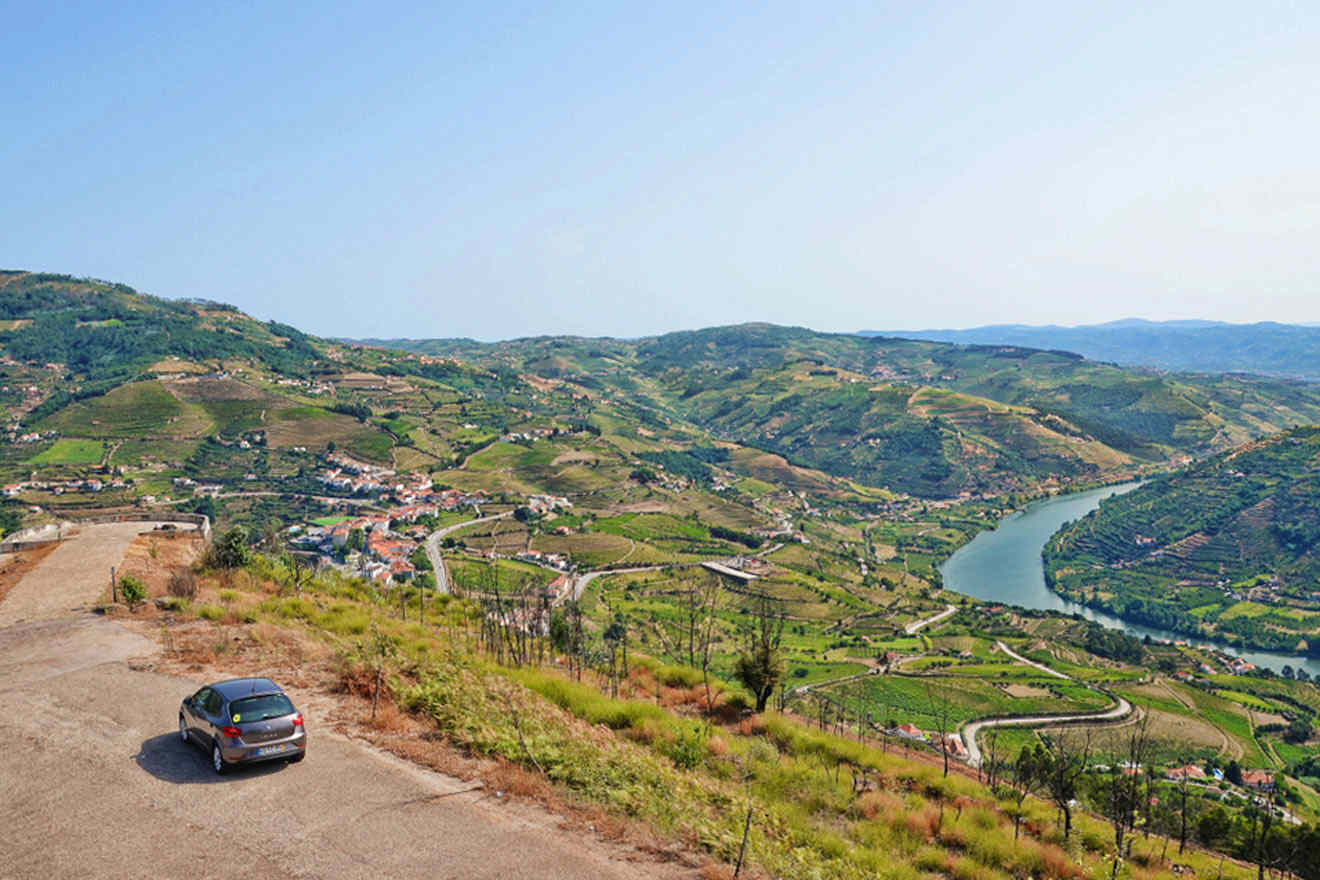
[179,677,307,774]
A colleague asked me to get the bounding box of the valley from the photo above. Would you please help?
[1,271,1319,880]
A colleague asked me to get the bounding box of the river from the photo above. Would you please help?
[938,483,1320,679]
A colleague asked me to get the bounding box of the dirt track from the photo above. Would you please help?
[0,527,691,880]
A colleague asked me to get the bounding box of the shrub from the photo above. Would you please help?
[207,526,251,569]
[855,791,905,820]
[665,723,708,769]
[197,604,224,621]
[168,568,199,599]
[118,574,146,606]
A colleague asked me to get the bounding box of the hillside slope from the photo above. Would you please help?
[362,324,1320,496]
[1044,426,1320,655]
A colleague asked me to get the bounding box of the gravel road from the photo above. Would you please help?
[0,525,689,880]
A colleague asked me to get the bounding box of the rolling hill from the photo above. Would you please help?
[1044,426,1320,655]
[9,270,1320,502]
[360,323,1320,496]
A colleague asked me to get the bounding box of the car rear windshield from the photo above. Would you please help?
[229,694,296,723]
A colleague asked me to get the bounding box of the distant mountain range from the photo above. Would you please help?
[863,320,1320,381]
[7,268,1320,501]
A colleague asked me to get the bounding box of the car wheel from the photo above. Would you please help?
[287,752,305,764]
[178,715,188,743]
[211,743,227,775]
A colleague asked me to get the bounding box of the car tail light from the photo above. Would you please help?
[291,713,304,727]
[221,725,241,738]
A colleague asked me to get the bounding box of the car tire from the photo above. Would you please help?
[211,743,227,775]
[287,752,305,764]
[179,715,188,743]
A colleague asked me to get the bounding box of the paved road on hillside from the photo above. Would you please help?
[961,642,1133,767]
[904,603,957,635]
[567,565,671,603]
[0,524,689,880]
[995,640,1070,680]
[962,696,1134,767]
[424,512,511,594]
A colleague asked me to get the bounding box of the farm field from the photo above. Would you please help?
[24,438,105,465]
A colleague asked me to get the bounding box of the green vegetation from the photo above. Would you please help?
[1045,427,1320,655]
[24,437,105,465]
[389,323,1320,497]
[41,380,199,438]
[8,270,1320,875]
[117,574,146,606]
[166,554,1287,880]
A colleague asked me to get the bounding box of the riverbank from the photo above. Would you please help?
[939,483,1320,678]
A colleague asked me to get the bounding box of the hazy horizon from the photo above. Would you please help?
[5,2,1319,338]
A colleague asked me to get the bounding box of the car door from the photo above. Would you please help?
[201,688,225,742]
[184,687,209,741]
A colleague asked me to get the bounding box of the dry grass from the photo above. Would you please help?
[855,790,905,820]
[137,591,718,878]
[116,532,204,598]
[903,804,944,841]
[1140,707,1233,752]
[130,564,1262,880]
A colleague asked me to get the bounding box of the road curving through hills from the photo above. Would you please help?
[424,511,512,594]
[961,643,1133,767]
[962,696,1133,767]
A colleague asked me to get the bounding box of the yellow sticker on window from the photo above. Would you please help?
[232,714,241,722]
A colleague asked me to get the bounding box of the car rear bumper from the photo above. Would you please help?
[220,731,307,765]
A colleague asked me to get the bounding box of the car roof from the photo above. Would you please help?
[210,678,284,701]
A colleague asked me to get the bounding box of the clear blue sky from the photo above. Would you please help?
[4,2,1319,339]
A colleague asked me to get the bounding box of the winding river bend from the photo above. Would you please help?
[939,483,1320,679]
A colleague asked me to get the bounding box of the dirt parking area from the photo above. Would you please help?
[0,522,694,880]
[0,522,159,626]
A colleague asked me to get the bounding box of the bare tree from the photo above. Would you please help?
[1252,806,1274,880]
[603,613,628,698]
[367,619,399,724]
[680,573,702,666]
[926,681,955,778]
[1176,764,1197,856]
[1039,728,1091,840]
[281,552,314,599]
[1104,712,1152,880]
[1006,744,1041,841]
[982,726,1004,789]
[695,574,724,711]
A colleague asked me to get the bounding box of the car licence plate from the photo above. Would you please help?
[256,744,289,756]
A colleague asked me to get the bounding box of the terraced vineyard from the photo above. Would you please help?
[4,270,1320,878]
[1044,427,1320,654]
